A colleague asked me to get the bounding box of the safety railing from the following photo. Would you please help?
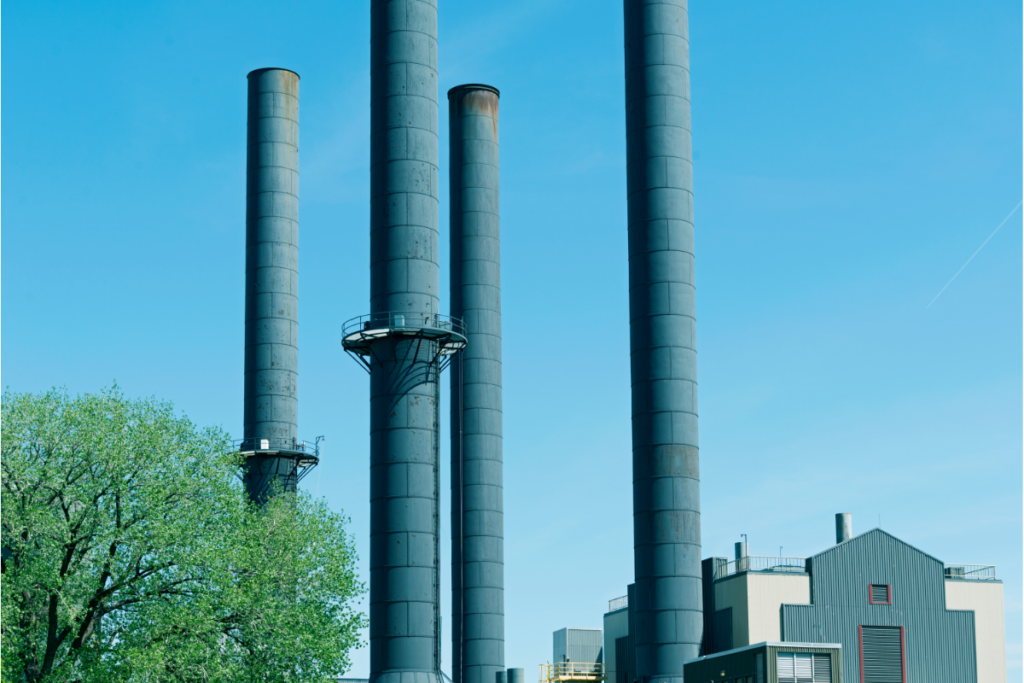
[608,595,628,613]
[540,663,606,683]
[714,556,807,580]
[341,312,466,339]
[944,564,997,581]
[232,437,320,458]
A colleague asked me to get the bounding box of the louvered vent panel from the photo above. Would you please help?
[812,654,831,683]
[870,584,890,603]
[755,653,764,683]
[778,653,796,682]
[795,653,813,682]
[862,626,903,683]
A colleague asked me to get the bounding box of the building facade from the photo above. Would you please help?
[701,528,1005,683]
[684,642,841,683]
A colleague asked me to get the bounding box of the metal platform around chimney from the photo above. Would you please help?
[232,436,321,473]
[341,312,467,372]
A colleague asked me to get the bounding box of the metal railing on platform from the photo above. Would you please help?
[944,564,997,581]
[232,437,320,458]
[714,556,807,580]
[341,312,466,338]
[607,595,628,613]
[540,663,605,683]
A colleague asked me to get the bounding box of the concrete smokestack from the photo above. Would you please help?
[836,513,852,543]
[623,0,701,679]
[243,68,306,503]
[448,83,503,683]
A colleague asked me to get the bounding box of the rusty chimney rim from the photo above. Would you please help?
[247,67,301,80]
[447,83,500,99]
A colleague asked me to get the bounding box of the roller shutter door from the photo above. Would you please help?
[861,626,904,683]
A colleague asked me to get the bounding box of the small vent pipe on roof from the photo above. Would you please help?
[836,513,852,543]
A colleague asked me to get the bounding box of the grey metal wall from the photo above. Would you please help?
[622,0,702,680]
[244,68,300,501]
[449,84,503,683]
[783,529,977,683]
[369,2,443,683]
[553,629,604,665]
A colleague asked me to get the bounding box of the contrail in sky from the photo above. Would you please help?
[926,199,1023,309]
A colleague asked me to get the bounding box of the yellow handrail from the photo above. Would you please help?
[539,663,606,683]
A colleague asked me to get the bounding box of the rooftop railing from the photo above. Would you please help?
[607,595,628,613]
[539,663,605,683]
[714,555,807,580]
[944,564,997,581]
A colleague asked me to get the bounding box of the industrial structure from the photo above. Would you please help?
[448,83,505,683]
[623,0,704,679]
[340,4,482,683]
[541,629,606,683]
[240,67,319,502]
[683,642,841,683]
[604,514,1006,683]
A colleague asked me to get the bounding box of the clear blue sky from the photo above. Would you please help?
[4,0,1021,678]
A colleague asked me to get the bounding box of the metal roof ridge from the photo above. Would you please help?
[810,527,948,566]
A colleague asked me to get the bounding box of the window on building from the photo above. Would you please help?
[776,653,831,683]
[860,626,904,683]
[869,584,891,604]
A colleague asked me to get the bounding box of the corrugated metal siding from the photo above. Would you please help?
[554,628,603,665]
[783,529,977,683]
[604,608,628,683]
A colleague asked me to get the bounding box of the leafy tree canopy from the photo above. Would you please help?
[2,386,367,683]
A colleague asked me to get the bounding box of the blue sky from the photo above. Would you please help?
[3,0,1021,678]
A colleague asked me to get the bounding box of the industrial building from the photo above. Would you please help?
[542,628,606,683]
[603,514,1005,683]
[225,3,1007,683]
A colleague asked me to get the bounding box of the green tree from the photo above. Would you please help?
[1,387,366,682]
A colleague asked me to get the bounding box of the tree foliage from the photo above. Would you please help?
[1,387,366,682]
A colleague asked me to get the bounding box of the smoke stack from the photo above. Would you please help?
[340,4,466,683]
[734,542,747,560]
[836,513,852,543]
[243,68,317,502]
[449,84,503,683]
[623,0,701,680]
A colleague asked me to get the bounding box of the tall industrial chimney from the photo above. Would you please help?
[448,84,503,683]
[623,0,702,679]
[342,4,466,683]
[242,68,318,502]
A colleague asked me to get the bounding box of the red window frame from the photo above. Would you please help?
[858,625,907,683]
[868,583,892,605]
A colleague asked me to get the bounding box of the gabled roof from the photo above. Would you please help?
[810,527,945,566]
